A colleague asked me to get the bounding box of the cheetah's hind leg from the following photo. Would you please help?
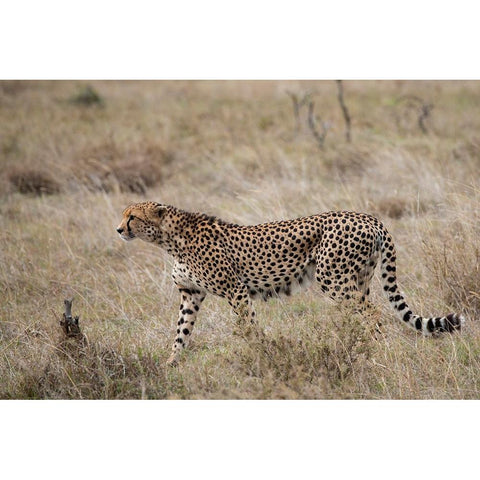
[228,285,266,343]
[355,250,383,337]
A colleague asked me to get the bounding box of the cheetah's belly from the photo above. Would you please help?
[242,258,316,301]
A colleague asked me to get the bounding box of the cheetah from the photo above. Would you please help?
[116,201,464,366]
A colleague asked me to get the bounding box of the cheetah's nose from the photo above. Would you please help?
[117,228,124,234]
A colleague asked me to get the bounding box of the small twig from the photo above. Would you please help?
[418,103,434,134]
[286,91,300,133]
[286,90,312,134]
[61,366,84,398]
[336,80,352,142]
[307,101,330,149]
[397,95,434,134]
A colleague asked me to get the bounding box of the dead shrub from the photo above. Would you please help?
[372,196,429,219]
[231,309,375,398]
[376,198,409,219]
[451,137,480,162]
[113,158,164,194]
[75,142,174,194]
[0,80,28,96]
[7,167,61,196]
[69,85,104,107]
[324,145,372,177]
[28,336,167,399]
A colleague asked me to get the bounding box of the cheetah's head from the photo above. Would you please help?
[116,201,166,243]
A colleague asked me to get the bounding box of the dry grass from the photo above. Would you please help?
[2,80,480,399]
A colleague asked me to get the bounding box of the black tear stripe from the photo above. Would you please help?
[127,215,146,232]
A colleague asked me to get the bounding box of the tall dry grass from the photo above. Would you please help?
[1,80,480,398]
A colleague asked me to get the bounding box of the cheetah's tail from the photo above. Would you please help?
[379,231,464,335]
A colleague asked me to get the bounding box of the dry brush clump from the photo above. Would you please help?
[72,141,175,194]
[7,167,61,196]
[227,306,378,399]
[69,84,104,107]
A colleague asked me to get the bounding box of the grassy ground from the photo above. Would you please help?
[2,80,480,399]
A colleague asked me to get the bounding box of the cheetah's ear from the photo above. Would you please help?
[154,204,167,219]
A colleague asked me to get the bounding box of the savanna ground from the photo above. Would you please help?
[2,80,480,399]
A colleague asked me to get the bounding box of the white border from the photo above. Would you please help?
[1,3,478,478]
[1,401,477,478]
[2,1,480,79]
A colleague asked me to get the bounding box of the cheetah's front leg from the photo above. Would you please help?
[166,287,206,367]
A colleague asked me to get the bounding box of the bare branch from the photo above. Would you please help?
[286,90,312,134]
[336,80,352,142]
[396,95,434,134]
[418,103,434,134]
[307,101,329,149]
[286,91,301,133]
